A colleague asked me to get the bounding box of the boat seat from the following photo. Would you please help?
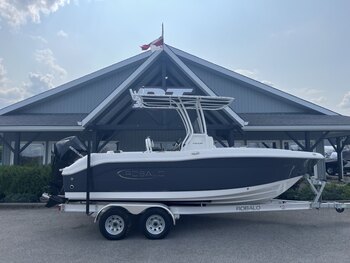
[145,137,154,152]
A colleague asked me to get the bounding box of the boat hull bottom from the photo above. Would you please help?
[65,176,302,204]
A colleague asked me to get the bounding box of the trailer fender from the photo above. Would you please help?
[94,203,177,225]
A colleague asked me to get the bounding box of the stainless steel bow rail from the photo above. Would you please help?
[54,177,350,240]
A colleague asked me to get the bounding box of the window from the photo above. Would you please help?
[154,141,177,151]
[233,140,246,147]
[246,140,279,149]
[214,140,228,148]
[282,140,301,151]
[11,141,46,166]
[47,141,57,164]
[282,140,316,151]
[99,141,119,153]
[20,142,46,166]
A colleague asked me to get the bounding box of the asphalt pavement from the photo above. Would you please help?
[0,208,349,263]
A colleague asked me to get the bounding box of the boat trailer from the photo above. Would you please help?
[51,177,350,240]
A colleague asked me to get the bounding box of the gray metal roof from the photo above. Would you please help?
[0,114,86,126]
[241,113,350,131]
[168,45,339,116]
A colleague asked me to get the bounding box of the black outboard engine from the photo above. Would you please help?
[45,136,86,207]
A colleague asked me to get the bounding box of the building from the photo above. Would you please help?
[1,44,350,179]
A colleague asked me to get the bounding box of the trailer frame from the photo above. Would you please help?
[53,177,350,240]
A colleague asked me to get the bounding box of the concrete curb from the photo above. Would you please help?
[0,203,46,209]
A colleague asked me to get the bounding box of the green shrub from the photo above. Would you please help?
[279,179,350,201]
[0,165,51,203]
[323,183,350,200]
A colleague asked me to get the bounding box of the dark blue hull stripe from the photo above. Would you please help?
[63,157,315,193]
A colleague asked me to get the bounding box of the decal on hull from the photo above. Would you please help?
[117,169,165,180]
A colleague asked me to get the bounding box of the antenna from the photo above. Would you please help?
[162,23,164,44]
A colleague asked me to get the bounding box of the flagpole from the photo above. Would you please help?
[162,23,164,44]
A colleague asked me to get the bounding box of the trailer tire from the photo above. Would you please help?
[326,167,336,176]
[140,208,172,240]
[99,208,130,240]
[336,208,345,213]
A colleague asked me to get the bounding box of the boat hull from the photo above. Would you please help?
[65,176,301,204]
[63,156,316,203]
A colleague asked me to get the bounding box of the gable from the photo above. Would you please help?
[181,59,317,114]
[81,49,243,128]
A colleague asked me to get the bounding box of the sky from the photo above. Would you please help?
[0,0,349,115]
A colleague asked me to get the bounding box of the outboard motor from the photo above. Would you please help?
[45,136,86,207]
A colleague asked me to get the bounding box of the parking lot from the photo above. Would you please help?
[0,208,349,263]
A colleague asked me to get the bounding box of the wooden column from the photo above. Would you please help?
[315,140,326,180]
[91,131,99,153]
[304,132,311,151]
[13,132,21,165]
[86,133,92,215]
[336,137,344,181]
[227,130,235,147]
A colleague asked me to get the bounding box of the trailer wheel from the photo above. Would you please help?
[336,208,345,213]
[99,208,130,240]
[140,208,172,240]
[326,167,335,176]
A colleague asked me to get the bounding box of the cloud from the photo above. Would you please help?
[0,0,70,27]
[0,52,67,109]
[0,58,8,86]
[0,58,28,108]
[34,48,67,78]
[0,72,55,109]
[339,91,350,109]
[57,29,68,38]
[23,72,54,94]
[0,86,27,103]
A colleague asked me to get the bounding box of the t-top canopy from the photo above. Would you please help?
[130,89,234,110]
